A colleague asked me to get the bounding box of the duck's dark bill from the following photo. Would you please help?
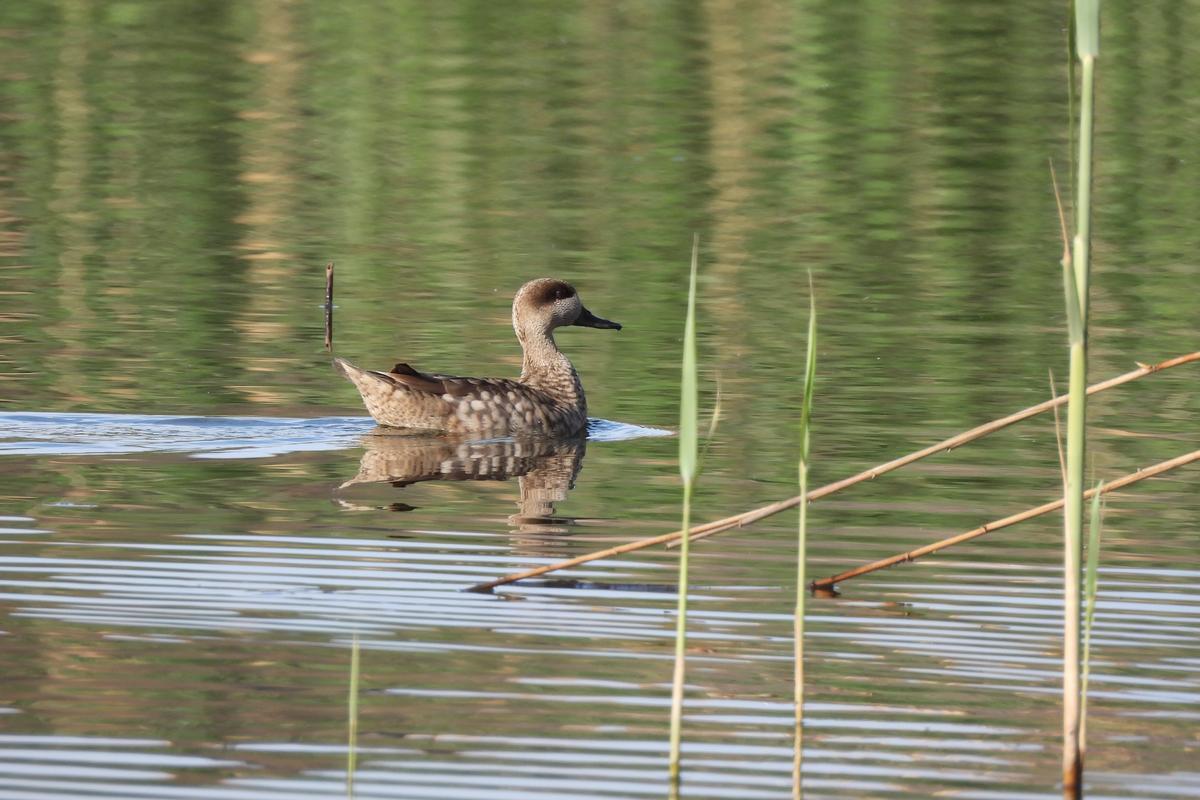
[573,306,622,330]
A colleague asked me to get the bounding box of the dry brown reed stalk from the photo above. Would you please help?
[465,351,1200,593]
[809,448,1200,591]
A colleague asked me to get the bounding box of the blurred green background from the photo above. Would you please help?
[3,0,1196,433]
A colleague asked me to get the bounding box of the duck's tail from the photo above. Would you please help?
[333,356,373,389]
[332,356,362,381]
[333,357,401,425]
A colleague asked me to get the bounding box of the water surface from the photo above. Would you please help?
[1,1,1199,798]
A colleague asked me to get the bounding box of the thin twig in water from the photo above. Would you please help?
[325,262,335,352]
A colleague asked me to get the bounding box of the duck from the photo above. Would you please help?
[334,278,621,435]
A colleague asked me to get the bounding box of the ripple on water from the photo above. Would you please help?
[1,512,1198,798]
[0,412,669,460]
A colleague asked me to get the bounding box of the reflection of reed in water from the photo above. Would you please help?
[337,429,586,534]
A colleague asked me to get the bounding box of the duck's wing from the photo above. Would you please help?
[369,362,530,400]
[374,362,516,398]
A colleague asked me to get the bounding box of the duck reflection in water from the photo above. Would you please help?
[337,427,587,534]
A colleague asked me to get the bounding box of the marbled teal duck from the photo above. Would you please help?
[334,278,620,434]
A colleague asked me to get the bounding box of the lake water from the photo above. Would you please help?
[2,2,1199,798]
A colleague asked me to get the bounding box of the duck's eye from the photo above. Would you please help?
[542,284,575,302]
[532,281,576,305]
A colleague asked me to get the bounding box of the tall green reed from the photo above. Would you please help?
[668,235,700,790]
[1063,1,1099,794]
[792,286,817,800]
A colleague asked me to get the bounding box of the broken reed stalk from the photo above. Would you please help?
[462,351,1200,593]
[808,448,1199,591]
[325,262,335,351]
[676,358,1200,550]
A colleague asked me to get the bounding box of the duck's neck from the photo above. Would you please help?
[519,329,585,410]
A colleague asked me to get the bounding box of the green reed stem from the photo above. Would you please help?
[347,633,360,799]
[668,483,692,792]
[1080,482,1103,755]
[668,235,701,792]
[793,286,817,800]
[1064,2,1097,795]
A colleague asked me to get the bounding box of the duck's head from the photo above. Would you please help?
[512,278,621,341]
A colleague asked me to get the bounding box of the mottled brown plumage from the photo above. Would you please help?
[334,278,620,435]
